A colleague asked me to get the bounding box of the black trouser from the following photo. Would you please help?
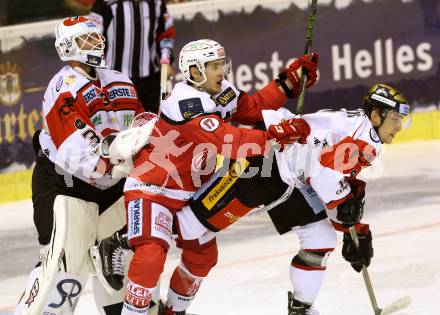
[31,131,125,245]
[132,72,161,113]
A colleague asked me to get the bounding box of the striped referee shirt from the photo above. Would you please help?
[89,0,176,79]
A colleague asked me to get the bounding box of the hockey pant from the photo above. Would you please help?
[123,199,218,315]
[14,196,127,315]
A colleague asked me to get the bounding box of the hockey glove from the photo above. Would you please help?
[266,118,311,150]
[342,225,374,272]
[336,179,366,226]
[277,53,319,98]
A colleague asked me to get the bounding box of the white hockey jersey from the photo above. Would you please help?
[263,108,381,209]
[39,65,143,189]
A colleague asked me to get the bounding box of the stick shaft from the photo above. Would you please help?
[296,0,318,114]
[349,227,382,315]
[158,63,168,116]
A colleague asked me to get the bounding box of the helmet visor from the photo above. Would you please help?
[205,57,232,75]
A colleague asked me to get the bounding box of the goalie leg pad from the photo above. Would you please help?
[17,195,99,315]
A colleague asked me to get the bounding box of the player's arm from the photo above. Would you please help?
[231,53,319,124]
[178,114,310,160]
[44,91,113,178]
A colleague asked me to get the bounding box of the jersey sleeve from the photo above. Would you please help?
[309,136,377,209]
[89,0,104,32]
[44,90,110,178]
[177,114,268,159]
[231,80,287,124]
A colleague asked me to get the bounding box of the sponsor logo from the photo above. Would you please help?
[92,114,102,126]
[48,278,82,309]
[128,199,143,239]
[83,86,99,105]
[336,180,349,195]
[65,74,76,87]
[108,86,137,100]
[154,211,172,238]
[124,114,133,126]
[86,54,101,66]
[25,278,39,307]
[74,119,86,129]
[199,117,220,132]
[214,87,236,107]
[56,76,63,92]
[124,280,152,308]
[224,211,240,223]
[202,158,249,210]
[369,128,380,143]
[178,97,204,119]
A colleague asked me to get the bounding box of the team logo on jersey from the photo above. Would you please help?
[200,117,220,132]
[128,199,143,239]
[214,87,236,107]
[108,85,137,101]
[0,62,22,106]
[82,85,99,105]
[178,97,204,119]
[369,128,380,143]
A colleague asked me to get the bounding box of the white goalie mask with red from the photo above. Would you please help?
[55,16,106,68]
[179,39,231,85]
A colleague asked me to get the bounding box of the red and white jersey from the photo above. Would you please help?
[124,79,287,209]
[39,65,143,189]
[263,108,381,209]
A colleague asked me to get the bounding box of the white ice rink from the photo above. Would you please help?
[1,141,439,315]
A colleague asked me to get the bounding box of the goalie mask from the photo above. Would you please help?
[179,39,231,85]
[363,83,412,129]
[55,16,106,68]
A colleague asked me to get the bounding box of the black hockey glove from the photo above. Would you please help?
[342,227,373,272]
[336,179,365,226]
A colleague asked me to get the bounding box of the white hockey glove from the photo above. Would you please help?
[110,159,133,179]
[99,118,156,161]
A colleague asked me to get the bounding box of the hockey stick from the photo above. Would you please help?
[158,61,169,116]
[348,227,411,315]
[295,0,318,114]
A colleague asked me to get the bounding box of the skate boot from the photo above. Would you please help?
[90,231,130,293]
[288,291,319,315]
[158,300,186,315]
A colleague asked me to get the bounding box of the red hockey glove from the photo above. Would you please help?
[266,118,310,150]
[277,53,319,98]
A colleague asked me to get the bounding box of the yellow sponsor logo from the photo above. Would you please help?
[202,158,249,210]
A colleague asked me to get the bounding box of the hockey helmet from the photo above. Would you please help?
[55,16,106,68]
[179,39,231,85]
[363,83,411,128]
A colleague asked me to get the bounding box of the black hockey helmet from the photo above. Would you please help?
[363,83,410,117]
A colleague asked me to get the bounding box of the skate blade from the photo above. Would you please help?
[379,296,411,315]
[89,245,116,295]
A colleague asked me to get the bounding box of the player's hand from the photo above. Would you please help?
[342,225,374,272]
[336,179,366,226]
[266,118,310,150]
[278,53,319,98]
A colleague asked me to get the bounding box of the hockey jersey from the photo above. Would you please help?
[124,79,287,209]
[39,65,143,190]
[263,108,381,209]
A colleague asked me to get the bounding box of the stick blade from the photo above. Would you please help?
[380,296,411,315]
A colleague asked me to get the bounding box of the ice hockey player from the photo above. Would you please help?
[90,38,319,315]
[95,82,410,315]
[185,83,411,315]
[13,16,153,315]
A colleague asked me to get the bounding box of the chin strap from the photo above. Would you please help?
[73,66,98,81]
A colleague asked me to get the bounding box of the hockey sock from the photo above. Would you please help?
[167,264,204,312]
